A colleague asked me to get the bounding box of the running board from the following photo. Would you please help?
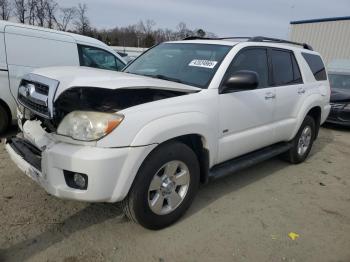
[208,142,292,181]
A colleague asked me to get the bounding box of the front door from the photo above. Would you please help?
[217,47,276,163]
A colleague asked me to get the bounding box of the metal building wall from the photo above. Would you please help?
[289,20,350,65]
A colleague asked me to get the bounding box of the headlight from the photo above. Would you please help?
[57,111,124,141]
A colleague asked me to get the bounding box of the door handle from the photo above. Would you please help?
[298,88,306,94]
[265,92,276,100]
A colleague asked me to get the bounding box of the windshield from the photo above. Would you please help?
[123,43,232,88]
[329,73,350,90]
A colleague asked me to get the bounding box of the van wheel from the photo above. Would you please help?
[0,104,10,134]
[122,141,200,230]
[284,115,316,164]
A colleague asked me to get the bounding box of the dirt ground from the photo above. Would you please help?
[0,125,349,262]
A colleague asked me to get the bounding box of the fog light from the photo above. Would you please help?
[74,173,87,189]
[64,170,88,190]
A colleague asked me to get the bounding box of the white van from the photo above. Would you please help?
[0,21,126,133]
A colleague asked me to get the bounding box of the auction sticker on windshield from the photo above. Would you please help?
[189,59,218,69]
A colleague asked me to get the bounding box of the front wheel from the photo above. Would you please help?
[0,104,10,135]
[122,141,200,230]
[284,115,316,164]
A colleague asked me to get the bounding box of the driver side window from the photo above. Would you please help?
[78,45,124,71]
[224,48,269,88]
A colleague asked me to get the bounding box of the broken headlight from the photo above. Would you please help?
[57,111,124,141]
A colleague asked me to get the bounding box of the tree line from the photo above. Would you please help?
[0,0,216,47]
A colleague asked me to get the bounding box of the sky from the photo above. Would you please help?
[59,0,350,38]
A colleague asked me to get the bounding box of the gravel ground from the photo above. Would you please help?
[0,126,349,262]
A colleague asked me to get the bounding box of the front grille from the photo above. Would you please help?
[35,83,49,95]
[18,80,50,118]
[18,74,59,119]
[18,94,50,117]
[21,80,49,95]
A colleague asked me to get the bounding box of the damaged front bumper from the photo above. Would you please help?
[5,120,156,203]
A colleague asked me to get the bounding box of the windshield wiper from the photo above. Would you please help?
[143,74,184,84]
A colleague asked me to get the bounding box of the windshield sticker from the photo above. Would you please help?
[188,59,218,69]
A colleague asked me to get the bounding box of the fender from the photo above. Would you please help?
[288,93,323,141]
[131,112,218,167]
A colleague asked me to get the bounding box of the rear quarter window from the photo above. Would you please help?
[270,49,302,86]
[302,53,327,81]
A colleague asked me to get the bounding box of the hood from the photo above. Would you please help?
[30,66,201,99]
[330,88,350,103]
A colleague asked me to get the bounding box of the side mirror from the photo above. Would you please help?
[220,70,259,94]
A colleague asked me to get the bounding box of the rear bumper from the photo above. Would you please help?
[325,118,350,127]
[6,133,156,203]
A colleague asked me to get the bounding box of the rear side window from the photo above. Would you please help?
[78,45,125,71]
[270,49,303,86]
[302,53,327,81]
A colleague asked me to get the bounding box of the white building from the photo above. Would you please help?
[289,16,350,65]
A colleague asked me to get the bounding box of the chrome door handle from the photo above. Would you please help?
[265,92,276,99]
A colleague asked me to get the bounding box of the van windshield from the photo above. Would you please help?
[123,43,232,88]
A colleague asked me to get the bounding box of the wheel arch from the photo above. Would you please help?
[306,106,321,139]
[166,134,210,184]
[290,95,323,141]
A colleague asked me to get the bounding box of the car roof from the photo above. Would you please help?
[165,38,319,55]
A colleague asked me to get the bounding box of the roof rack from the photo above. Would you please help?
[182,36,313,50]
[183,36,251,41]
[248,36,313,50]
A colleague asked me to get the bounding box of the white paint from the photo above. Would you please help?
[6,39,330,203]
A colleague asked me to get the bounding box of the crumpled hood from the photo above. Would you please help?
[330,88,350,103]
[30,66,201,99]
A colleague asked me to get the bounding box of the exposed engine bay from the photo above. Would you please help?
[28,87,192,132]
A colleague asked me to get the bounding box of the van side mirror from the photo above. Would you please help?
[220,70,259,94]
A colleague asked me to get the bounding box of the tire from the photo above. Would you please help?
[284,115,316,164]
[0,104,10,135]
[122,141,200,230]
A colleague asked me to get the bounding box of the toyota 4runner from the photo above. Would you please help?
[5,36,331,229]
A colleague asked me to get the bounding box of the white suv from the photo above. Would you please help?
[5,37,331,229]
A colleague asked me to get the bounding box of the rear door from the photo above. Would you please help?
[270,48,305,142]
[217,47,276,163]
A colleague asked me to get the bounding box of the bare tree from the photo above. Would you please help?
[35,0,46,26]
[46,0,57,28]
[176,22,192,39]
[74,3,90,35]
[56,6,76,31]
[27,0,36,25]
[0,0,12,20]
[14,0,26,23]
